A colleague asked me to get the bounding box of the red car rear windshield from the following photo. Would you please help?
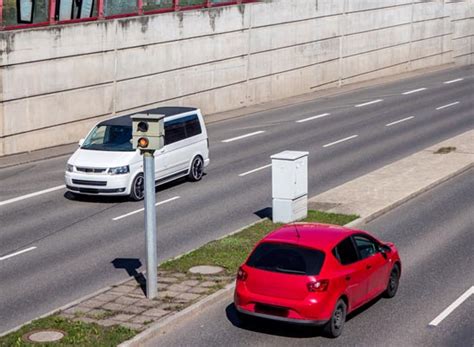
[246,243,325,276]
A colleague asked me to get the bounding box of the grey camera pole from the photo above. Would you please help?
[143,150,158,299]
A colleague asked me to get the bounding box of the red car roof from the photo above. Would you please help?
[262,223,356,252]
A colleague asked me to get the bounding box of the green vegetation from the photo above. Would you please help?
[434,146,456,154]
[0,316,136,347]
[160,210,358,275]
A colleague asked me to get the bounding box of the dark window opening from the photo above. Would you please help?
[333,237,359,265]
[164,114,201,145]
[247,242,325,276]
[354,236,379,260]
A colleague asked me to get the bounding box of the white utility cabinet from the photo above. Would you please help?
[271,151,309,223]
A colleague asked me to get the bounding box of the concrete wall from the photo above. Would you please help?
[0,0,473,156]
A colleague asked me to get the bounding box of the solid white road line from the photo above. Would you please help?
[355,99,383,108]
[113,196,180,221]
[238,164,272,177]
[436,101,460,110]
[444,78,463,84]
[323,135,358,148]
[385,116,415,127]
[296,113,331,123]
[0,247,37,261]
[429,286,474,327]
[0,185,66,207]
[402,88,426,95]
[222,131,265,143]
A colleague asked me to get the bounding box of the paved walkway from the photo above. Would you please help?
[309,130,474,225]
[59,270,232,332]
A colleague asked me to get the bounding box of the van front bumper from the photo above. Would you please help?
[65,171,132,196]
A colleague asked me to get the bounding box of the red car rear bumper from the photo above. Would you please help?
[234,283,333,325]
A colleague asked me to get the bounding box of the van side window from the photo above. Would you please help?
[165,115,201,145]
[184,115,202,137]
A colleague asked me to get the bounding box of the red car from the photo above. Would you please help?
[234,223,401,337]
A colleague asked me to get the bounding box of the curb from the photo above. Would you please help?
[118,282,236,347]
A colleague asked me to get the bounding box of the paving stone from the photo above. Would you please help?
[85,309,110,319]
[142,308,169,318]
[97,319,119,327]
[94,293,120,302]
[200,281,218,288]
[167,284,191,292]
[112,313,135,322]
[121,305,147,314]
[102,303,127,311]
[188,286,209,294]
[131,288,147,296]
[63,306,91,315]
[80,299,106,309]
[120,322,145,331]
[110,285,135,293]
[157,290,180,299]
[175,293,201,302]
[172,273,186,278]
[157,283,168,290]
[130,315,157,324]
[114,296,140,305]
[181,280,200,286]
[157,303,184,311]
[135,299,158,308]
[159,277,179,284]
[27,330,65,342]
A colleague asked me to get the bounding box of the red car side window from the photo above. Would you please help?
[333,237,359,265]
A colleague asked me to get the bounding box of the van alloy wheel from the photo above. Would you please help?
[189,156,204,181]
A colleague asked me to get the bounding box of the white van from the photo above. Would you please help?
[65,107,210,200]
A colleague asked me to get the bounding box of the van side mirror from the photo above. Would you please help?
[78,139,85,147]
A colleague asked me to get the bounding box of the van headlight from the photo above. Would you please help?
[66,164,74,172]
[108,165,130,175]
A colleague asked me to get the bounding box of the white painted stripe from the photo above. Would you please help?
[436,101,460,110]
[0,185,66,207]
[0,247,37,261]
[323,135,359,148]
[238,164,272,177]
[296,113,330,123]
[385,116,415,127]
[402,88,426,95]
[444,78,463,84]
[113,196,180,221]
[429,286,473,327]
[355,99,383,108]
[222,131,265,143]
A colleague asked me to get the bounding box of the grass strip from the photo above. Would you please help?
[159,210,358,275]
[0,316,135,347]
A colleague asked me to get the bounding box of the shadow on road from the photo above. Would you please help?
[111,258,146,295]
[254,207,272,220]
[225,294,385,339]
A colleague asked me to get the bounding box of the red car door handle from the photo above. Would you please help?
[366,265,372,270]
[345,276,351,281]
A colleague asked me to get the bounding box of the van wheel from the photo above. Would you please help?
[323,299,347,338]
[188,156,204,182]
[130,173,144,201]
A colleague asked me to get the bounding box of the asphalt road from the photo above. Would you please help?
[0,66,473,334]
[145,169,474,347]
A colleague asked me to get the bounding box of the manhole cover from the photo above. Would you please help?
[24,329,66,343]
[189,265,224,275]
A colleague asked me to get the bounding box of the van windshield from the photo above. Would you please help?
[82,125,134,152]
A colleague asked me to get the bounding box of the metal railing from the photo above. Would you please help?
[0,0,256,30]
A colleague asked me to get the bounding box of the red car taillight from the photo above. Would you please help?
[237,266,248,281]
[307,280,329,292]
